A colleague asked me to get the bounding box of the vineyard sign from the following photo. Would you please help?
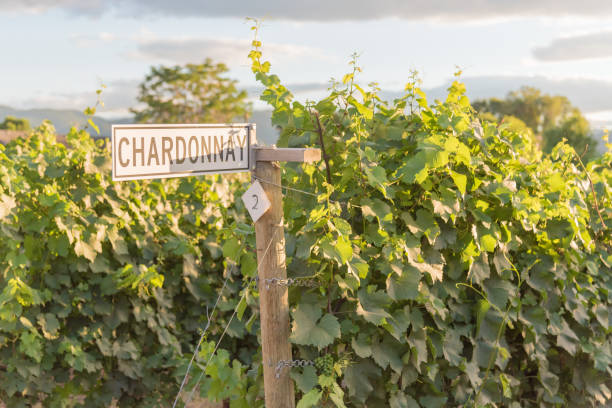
[112,121,320,407]
[111,123,254,181]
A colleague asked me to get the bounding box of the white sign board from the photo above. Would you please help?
[241,180,271,222]
[112,124,254,181]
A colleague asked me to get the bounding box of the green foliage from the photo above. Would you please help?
[290,303,340,349]
[473,87,600,160]
[542,112,593,158]
[0,24,610,408]
[0,115,30,131]
[246,23,611,407]
[0,121,262,406]
[131,58,251,124]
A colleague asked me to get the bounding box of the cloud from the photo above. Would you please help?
[18,79,140,117]
[129,37,328,65]
[0,0,105,15]
[99,79,140,112]
[533,31,612,61]
[4,0,612,21]
[70,31,117,47]
[13,78,331,117]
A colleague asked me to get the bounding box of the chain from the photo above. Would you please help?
[260,276,320,290]
[274,359,315,378]
[252,175,361,209]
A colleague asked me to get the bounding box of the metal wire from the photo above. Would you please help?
[252,175,360,209]
[183,228,279,407]
[177,176,355,405]
[171,241,246,408]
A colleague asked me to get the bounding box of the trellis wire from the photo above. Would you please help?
[177,175,357,405]
[171,240,246,408]
[183,228,279,407]
[252,175,359,209]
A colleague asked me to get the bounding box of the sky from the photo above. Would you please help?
[2,1,612,127]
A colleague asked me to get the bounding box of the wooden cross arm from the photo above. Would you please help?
[254,147,321,163]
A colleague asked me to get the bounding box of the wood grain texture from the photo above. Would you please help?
[255,147,321,163]
[254,161,295,408]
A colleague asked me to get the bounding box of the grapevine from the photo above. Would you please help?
[0,22,609,408]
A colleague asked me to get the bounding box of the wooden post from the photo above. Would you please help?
[254,147,320,408]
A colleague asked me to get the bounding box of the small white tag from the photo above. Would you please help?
[242,180,271,222]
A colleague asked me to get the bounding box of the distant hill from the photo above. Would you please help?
[0,130,68,145]
[0,105,130,137]
[0,106,280,145]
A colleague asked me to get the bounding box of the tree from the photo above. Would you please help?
[131,58,251,124]
[542,111,593,156]
[0,116,30,131]
[473,87,599,159]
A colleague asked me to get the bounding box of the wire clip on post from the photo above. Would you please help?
[274,359,315,379]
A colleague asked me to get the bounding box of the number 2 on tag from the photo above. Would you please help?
[241,180,271,222]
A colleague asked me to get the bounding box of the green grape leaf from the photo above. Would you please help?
[236,296,247,321]
[386,266,420,301]
[291,365,318,394]
[365,165,390,196]
[37,313,60,339]
[87,119,100,135]
[351,333,372,358]
[372,335,404,373]
[222,237,241,262]
[556,319,579,356]
[297,388,322,408]
[19,331,43,363]
[408,329,428,371]
[290,303,340,349]
[443,330,463,367]
[344,359,381,404]
[419,395,447,408]
[356,289,392,325]
[329,383,347,408]
[396,151,429,184]
[361,198,393,230]
[349,97,373,120]
[450,170,467,195]
[520,306,548,335]
[390,392,420,408]
[334,235,353,264]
